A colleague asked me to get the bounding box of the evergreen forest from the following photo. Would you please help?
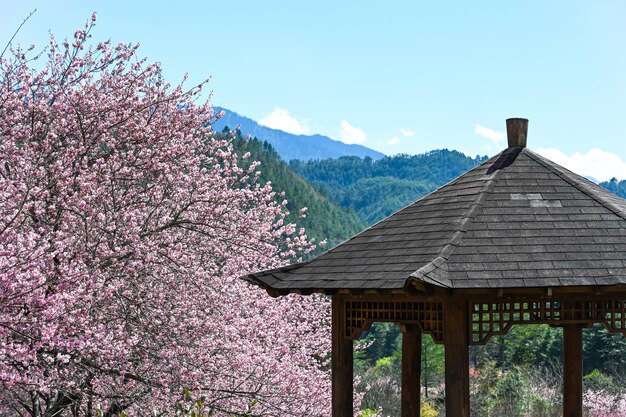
[599,177,626,199]
[225,128,365,251]
[289,151,488,224]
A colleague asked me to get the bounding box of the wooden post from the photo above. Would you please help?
[444,295,470,417]
[563,324,583,417]
[401,325,422,417]
[332,296,353,417]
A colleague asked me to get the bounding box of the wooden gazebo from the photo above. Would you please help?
[245,118,626,417]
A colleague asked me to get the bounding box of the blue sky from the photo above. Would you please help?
[2,1,626,180]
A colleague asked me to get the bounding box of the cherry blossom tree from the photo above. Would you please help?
[0,15,330,417]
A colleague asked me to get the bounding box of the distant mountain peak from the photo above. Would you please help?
[212,107,384,161]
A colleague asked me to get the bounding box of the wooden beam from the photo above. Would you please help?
[563,324,583,417]
[401,325,422,417]
[332,296,353,417]
[444,295,470,417]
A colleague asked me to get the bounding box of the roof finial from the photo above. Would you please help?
[506,118,528,148]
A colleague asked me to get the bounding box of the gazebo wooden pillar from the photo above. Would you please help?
[332,296,353,417]
[563,324,583,417]
[245,118,626,417]
[400,324,421,417]
[444,295,470,417]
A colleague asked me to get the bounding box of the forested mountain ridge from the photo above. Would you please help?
[600,177,626,198]
[289,150,488,224]
[213,107,384,161]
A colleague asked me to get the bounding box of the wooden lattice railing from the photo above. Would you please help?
[338,295,626,345]
[469,298,626,344]
[344,299,444,342]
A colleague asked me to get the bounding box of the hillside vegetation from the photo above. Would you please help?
[223,129,365,250]
[289,150,488,224]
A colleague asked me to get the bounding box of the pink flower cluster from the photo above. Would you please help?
[0,16,330,417]
[584,390,626,417]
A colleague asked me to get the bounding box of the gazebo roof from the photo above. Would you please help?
[245,125,626,294]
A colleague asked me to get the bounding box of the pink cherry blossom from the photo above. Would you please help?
[584,390,626,417]
[0,16,330,417]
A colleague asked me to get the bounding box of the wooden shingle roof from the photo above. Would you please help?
[245,146,626,293]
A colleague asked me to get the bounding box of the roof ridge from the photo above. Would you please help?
[408,165,499,287]
[409,256,451,287]
[525,149,626,220]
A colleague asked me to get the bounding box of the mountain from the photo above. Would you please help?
[212,107,384,161]
[599,178,626,198]
[289,150,488,225]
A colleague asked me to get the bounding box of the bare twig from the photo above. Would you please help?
[0,9,37,59]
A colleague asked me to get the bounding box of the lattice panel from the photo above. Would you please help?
[599,299,626,333]
[471,298,626,345]
[344,300,443,342]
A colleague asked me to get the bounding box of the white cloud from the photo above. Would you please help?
[258,107,310,135]
[475,124,505,147]
[387,137,400,146]
[339,120,367,144]
[535,147,626,182]
[400,128,415,137]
